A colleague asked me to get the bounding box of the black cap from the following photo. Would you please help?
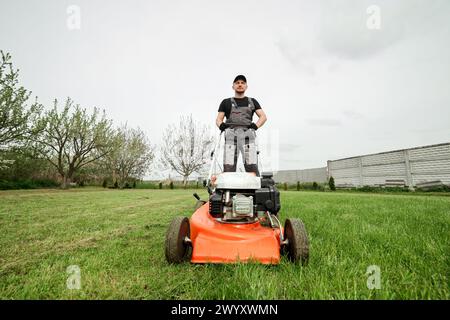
[233,75,247,83]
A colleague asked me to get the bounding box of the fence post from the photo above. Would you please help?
[404,150,414,190]
[327,160,331,180]
[359,157,363,187]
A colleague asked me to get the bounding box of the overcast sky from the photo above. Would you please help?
[1,0,449,178]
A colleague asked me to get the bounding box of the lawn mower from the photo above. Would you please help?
[165,126,309,265]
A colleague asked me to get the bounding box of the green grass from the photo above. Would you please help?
[0,188,449,299]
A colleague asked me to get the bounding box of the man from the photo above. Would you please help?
[216,75,267,176]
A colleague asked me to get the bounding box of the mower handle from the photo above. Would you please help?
[206,131,224,190]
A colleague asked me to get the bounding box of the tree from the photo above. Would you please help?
[329,176,336,191]
[0,51,42,172]
[160,115,213,186]
[33,98,114,188]
[102,125,154,187]
[0,51,41,149]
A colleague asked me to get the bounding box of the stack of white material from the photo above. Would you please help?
[215,172,261,190]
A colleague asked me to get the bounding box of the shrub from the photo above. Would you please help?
[114,180,118,189]
[358,185,378,192]
[276,182,327,191]
[0,179,59,190]
[169,181,174,189]
[329,176,336,191]
[384,186,410,193]
[159,182,163,189]
[415,185,450,192]
[102,179,107,188]
[299,182,325,191]
[134,182,159,189]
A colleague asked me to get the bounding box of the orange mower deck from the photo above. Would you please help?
[189,202,282,264]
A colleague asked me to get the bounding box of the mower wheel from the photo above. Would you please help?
[283,218,309,265]
[165,216,191,263]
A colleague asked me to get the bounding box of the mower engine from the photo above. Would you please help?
[209,172,280,222]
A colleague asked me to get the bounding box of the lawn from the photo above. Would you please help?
[0,188,448,299]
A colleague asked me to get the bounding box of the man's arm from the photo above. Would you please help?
[216,112,225,128]
[254,109,267,128]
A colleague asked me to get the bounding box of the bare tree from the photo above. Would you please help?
[102,125,154,187]
[160,115,213,186]
[33,98,114,188]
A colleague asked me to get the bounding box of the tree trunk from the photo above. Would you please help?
[183,176,188,189]
[62,175,71,189]
[61,167,75,189]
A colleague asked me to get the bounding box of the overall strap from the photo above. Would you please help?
[231,97,255,111]
[247,97,256,112]
[230,97,238,108]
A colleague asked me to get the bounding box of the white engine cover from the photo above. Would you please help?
[215,172,261,190]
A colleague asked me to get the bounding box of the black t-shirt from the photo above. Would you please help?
[218,97,262,119]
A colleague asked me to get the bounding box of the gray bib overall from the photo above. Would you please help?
[223,97,259,175]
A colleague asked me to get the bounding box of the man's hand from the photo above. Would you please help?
[219,122,229,132]
[250,123,258,130]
